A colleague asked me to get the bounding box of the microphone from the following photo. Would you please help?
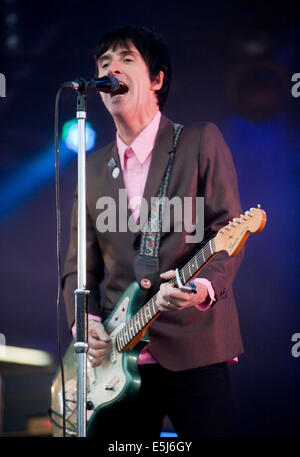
[62,75,125,94]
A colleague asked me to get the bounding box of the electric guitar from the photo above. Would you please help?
[50,205,266,436]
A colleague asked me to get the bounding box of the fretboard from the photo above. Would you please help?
[116,238,216,352]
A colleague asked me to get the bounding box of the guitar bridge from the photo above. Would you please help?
[104,375,120,392]
[105,386,117,391]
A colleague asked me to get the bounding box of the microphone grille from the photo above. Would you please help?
[109,76,120,92]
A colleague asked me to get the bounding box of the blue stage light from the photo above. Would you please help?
[62,119,96,152]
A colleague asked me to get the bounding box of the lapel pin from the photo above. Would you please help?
[112,167,120,179]
[108,158,120,179]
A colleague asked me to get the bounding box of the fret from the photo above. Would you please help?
[118,331,124,350]
[140,310,145,327]
[188,261,192,278]
[144,306,149,324]
[151,298,156,316]
[145,304,152,322]
[209,240,213,255]
[117,334,123,352]
[125,323,131,340]
[190,259,195,274]
[128,320,135,339]
[134,316,140,333]
[211,239,215,254]
[195,255,198,270]
[181,268,186,284]
[123,326,129,344]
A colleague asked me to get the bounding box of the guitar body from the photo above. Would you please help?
[51,281,148,437]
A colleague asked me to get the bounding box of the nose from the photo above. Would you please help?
[107,59,123,76]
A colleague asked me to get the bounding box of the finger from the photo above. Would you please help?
[89,323,110,342]
[90,354,106,368]
[157,297,178,312]
[160,270,176,280]
[157,302,175,312]
[88,338,110,350]
[88,347,108,358]
[161,283,190,304]
[90,328,110,342]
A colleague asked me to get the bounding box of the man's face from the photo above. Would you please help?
[96,42,162,119]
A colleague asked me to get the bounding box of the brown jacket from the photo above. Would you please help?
[62,115,245,371]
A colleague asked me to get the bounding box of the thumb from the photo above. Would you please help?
[160,270,176,280]
[90,321,110,341]
[99,327,110,342]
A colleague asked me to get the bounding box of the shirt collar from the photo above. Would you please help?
[117,111,161,170]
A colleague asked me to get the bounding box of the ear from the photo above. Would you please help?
[151,70,164,91]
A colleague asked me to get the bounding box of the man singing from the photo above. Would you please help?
[62,25,244,438]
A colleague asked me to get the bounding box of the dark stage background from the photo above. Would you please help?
[0,0,299,437]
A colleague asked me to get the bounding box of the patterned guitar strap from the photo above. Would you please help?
[134,123,184,291]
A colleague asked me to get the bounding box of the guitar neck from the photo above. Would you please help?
[116,238,217,352]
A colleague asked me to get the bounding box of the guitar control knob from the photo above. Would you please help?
[86,401,94,410]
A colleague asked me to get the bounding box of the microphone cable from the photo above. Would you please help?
[54,86,66,437]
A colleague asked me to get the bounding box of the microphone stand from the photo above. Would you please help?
[73,92,90,437]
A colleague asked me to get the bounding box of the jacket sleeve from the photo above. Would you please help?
[196,122,245,303]
[62,188,105,331]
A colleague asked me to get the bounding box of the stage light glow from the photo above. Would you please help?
[160,431,178,437]
[0,345,53,366]
[62,119,96,152]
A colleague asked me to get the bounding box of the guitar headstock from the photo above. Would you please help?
[214,205,267,256]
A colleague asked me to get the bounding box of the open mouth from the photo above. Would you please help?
[111,82,129,98]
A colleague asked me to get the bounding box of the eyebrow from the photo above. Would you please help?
[98,49,138,64]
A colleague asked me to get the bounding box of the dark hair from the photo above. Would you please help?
[95,25,171,109]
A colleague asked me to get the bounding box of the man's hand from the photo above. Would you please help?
[87,320,111,368]
[156,270,208,312]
